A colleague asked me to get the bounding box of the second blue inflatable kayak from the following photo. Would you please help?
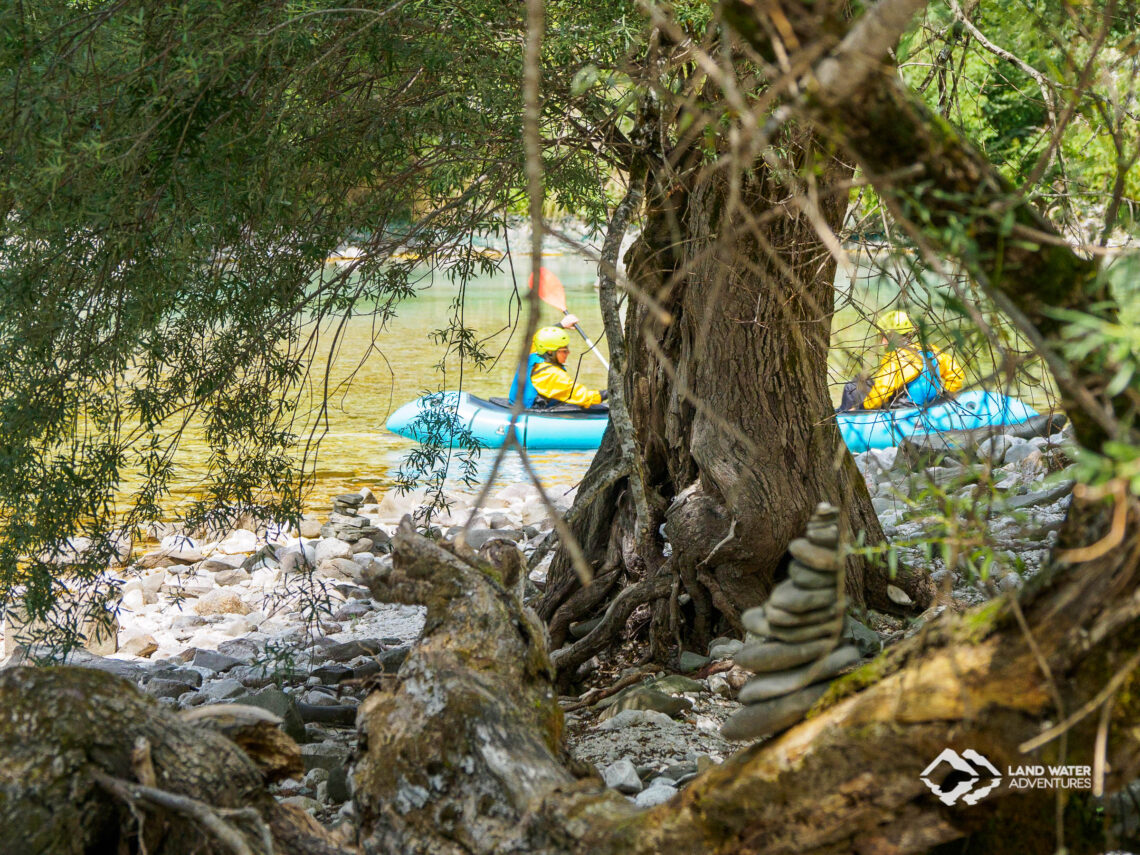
[386,389,1039,452]
[837,390,1039,451]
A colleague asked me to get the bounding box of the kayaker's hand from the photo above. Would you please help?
[560,314,579,329]
[599,389,609,401]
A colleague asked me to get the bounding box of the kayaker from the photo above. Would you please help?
[509,317,609,409]
[838,310,965,411]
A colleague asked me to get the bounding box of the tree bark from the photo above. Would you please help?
[542,128,932,669]
[0,667,344,855]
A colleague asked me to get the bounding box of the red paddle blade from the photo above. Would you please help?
[527,267,567,313]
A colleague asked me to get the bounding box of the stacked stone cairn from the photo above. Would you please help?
[321,493,386,551]
[721,502,861,741]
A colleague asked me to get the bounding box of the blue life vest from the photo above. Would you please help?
[509,353,548,408]
[905,351,944,407]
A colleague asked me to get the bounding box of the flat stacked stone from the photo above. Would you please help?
[321,494,382,544]
[722,502,861,741]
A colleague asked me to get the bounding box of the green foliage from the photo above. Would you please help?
[0,0,637,648]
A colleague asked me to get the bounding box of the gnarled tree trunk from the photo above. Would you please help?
[541,131,932,670]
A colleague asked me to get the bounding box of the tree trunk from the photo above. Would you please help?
[541,133,933,667]
[0,667,344,855]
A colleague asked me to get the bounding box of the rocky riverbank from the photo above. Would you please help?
[0,425,1077,823]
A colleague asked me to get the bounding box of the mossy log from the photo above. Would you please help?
[0,666,346,855]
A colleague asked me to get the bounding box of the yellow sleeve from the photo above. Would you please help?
[937,348,965,394]
[531,363,602,407]
[862,349,924,410]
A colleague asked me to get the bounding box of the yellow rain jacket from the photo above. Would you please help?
[531,360,603,408]
[863,345,965,410]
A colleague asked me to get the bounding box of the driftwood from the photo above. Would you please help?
[0,667,345,855]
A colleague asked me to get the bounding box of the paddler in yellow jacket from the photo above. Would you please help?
[509,318,608,409]
[839,311,965,411]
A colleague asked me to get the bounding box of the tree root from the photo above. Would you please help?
[94,770,272,855]
[550,572,674,674]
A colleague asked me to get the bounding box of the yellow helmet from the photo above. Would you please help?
[533,326,570,354]
[877,310,915,337]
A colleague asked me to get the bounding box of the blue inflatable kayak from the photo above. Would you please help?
[386,390,1039,453]
[837,390,1038,452]
[386,392,608,450]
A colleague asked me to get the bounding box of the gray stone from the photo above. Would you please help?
[314,538,354,563]
[317,557,362,583]
[678,651,710,672]
[201,678,246,700]
[886,584,913,607]
[333,601,373,621]
[1002,439,1036,465]
[805,523,839,548]
[146,678,197,699]
[301,741,351,773]
[735,638,837,673]
[768,579,838,614]
[767,616,845,644]
[151,667,203,688]
[213,568,251,586]
[976,434,1013,464]
[334,493,363,507]
[216,638,260,661]
[201,554,247,572]
[602,759,643,794]
[765,602,839,628]
[841,618,882,657]
[721,682,830,741]
[460,528,524,550]
[324,639,384,662]
[788,561,836,590]
[239,686,306,743]
[192,649,246,673]
[737,645,861,703]
[327,766,351,802]
[311,663,353,684]
[601,688,692,719]
[661,760,699,780]
[634,783,678,807]
[787,538,841,572]
[708,639,744,660]
[741,606,771,637]
[647,675,705,695]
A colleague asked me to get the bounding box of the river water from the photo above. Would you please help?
[151,246,1055,514]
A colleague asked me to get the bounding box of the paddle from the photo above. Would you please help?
[527,267,611,371]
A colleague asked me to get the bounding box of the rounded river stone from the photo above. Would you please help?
[767,616,846,644]
[768,579,837,614]
[788,561,836,590]
[741,606,771,637]
[788,538,841,572]
[734,637,837,673]
[765,602,839,628]
[737,645,861,703]
[721,682,830,741]
[806,523,839,548]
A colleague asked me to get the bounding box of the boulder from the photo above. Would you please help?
[194,589,251,616]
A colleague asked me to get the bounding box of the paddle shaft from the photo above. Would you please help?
[564,313,610,371]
